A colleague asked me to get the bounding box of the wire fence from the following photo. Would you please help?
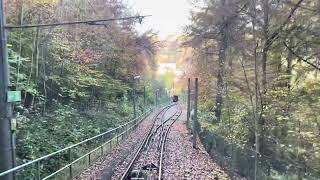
[197,126,320,180]
[0,104,170,180]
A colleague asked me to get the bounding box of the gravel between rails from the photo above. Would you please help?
[133,107,178,169]
[162,110,231,180]
[73,109,162,180]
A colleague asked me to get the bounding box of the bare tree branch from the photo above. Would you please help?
[265,0,305,49]
[283,42,320,70]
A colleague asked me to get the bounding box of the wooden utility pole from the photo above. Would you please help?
[187,78,191,128]
[0,0,14,179]
[193,78,198,148]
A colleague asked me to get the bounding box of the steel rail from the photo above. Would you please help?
[140,104,178,154]
[158,106,182,180]
[153,110,178,135]
[148,107,179,147]
[120,104,176,180]
[156,108,181,150]
[140,104,177,150]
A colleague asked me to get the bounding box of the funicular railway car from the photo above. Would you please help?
[172,95,178,102]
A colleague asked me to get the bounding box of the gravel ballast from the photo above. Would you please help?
[74,106,231,180]
[162,110,230,180]
[74,110,161,180]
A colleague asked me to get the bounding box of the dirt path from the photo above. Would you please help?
[162,110,230,180]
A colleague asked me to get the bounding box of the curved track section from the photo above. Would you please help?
[120,103,182,180]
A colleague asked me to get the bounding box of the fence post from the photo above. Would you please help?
[109,138,112,151]
[88,153,91,166]
[133,93,137,119]
[143,85,146,112]
[125,124,128,138]
[155,89,159,107]
[187,78,191,128]
[193,78,198,148]
[68,148,73,179]
[101,135,104,156]
[37,161,41,180]
[116,128,119,145]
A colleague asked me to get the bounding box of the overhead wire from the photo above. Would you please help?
[11,3,155,163]
[5,15,151,29]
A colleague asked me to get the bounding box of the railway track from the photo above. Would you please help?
[120,103,182,180]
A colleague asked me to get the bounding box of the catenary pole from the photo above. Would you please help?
[0,0,14,179]
[193,78,199,148]
[187,78,191,128]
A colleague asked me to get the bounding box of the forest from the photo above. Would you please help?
[182,0,320,179]
[2,0,170,177]
[1,0,320,179]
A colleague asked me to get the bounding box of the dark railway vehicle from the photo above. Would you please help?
[172,95,179,102]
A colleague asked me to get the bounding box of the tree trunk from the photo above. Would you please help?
[262,0,269,92]
[214,0,228,123]
[215,38,227,123]
[250,0,260,179]
[259,0,270,154]
[41,46,47,115]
